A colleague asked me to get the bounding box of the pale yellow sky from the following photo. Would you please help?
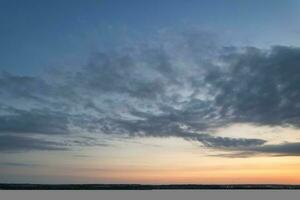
[2,124,300,184]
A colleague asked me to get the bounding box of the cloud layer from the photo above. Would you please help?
[1,31,300,156]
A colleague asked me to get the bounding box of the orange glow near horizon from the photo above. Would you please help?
[78,156,300,184]
[2,133,300,184]
[58,136,300,184]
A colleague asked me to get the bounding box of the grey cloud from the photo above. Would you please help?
[0,106,70,135]
[2,31,300,155]
[0,135,68,152]
[107,114,266,148]
[187,133,266,148]
[74,52,167,100]
[248,142,300,156]
[85,44,300,152]
[207,46,300,127]
[0,72,52,102]
[67,136,109,147]
[0,72,76,108]
[213,142,300,157]
[0,162,40,168]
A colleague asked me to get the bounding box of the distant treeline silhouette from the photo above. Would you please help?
[1,184,300,190]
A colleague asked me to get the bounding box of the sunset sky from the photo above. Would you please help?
[1,0,300,184]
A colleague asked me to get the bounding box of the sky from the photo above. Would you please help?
[1,0,300,184]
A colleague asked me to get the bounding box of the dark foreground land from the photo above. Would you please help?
[1,184,300,190]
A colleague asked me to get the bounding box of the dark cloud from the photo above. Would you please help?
[213,142,300,157]
[68,136,109,147]
[1,31,300,155]
[207,46,300,127]
[0,135,68,152]
[0,162,40,168]
[106,111,266,148]
[0,106,70,135]
[186,133,266,148]
[248,142,300,156]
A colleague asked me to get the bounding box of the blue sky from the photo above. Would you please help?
[1,0,300,75]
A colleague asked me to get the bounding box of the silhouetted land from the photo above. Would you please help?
[1,184,300,190]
